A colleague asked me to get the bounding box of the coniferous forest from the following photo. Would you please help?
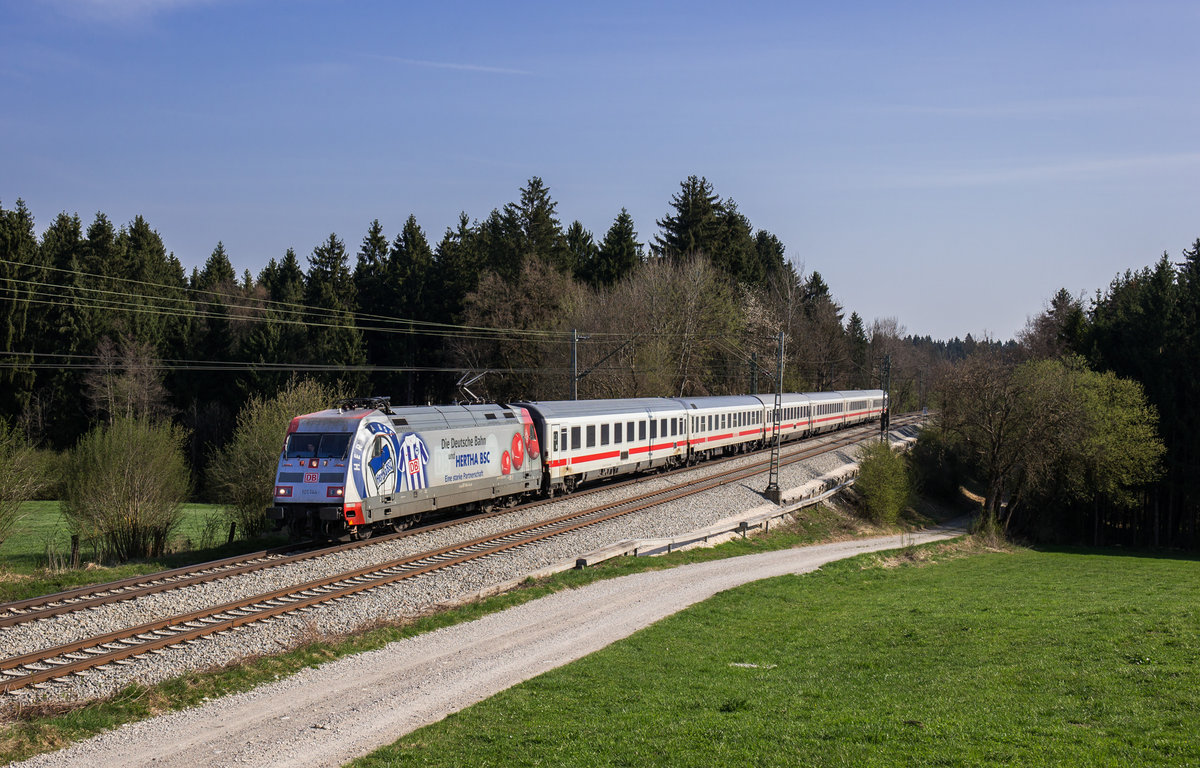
[1,176,1198,549]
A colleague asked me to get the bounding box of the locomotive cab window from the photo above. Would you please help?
[285,433,351,460]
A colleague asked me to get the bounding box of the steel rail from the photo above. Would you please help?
[0,418,912,694]
[0,416,912,629]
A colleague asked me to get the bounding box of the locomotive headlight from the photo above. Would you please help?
[275,486,293,497]
[327,486,345,498]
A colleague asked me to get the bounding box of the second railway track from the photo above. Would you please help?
[0,417,917,697]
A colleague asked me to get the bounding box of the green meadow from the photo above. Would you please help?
[0,501,286,602]
[355,547,1200,767]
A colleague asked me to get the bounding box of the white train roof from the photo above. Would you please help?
[672,395,766,410]
[512,398,687,420]
[297,402,525,432]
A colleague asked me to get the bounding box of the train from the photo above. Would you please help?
[267,389,887,540]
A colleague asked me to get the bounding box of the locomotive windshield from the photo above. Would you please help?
[285,432,351,459]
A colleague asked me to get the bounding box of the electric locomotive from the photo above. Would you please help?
[267,397,542,539]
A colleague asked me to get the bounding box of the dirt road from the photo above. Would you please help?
[15,525,964,768]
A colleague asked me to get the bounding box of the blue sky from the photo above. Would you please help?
[3,0,1198,341]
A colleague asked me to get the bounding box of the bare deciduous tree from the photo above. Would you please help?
[0,420,43,547]
[84,336,172,425]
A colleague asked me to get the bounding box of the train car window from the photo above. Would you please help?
[553,431,559,452]
[561,429,567,451]
[587,425,596,448]
[601,424,609,445]
[571,426,581,450]
[660,418,666,436]
[626,421,634,441]
[614,424,622,444]
[639,420,647,440]
[650,420,657,439]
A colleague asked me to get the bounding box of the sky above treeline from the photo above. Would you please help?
[3,0,1198,341]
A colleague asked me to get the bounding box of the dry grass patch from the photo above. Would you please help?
[868,535,1015,570]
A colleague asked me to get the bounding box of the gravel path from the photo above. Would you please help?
[1,427,909,706]
[10,519,965,768]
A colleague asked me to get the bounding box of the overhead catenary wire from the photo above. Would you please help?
[1,258,870,383]
[0,265,792,347]
[0,258,615,341]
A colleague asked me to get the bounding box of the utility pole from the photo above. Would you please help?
[880,354,891,442]
[571,329,580,400]
[765,332,784,504]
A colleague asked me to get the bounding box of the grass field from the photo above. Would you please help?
[353,547,1200,768]
[0,501,287,602]
[0,504,881,763]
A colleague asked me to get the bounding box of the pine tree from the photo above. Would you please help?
[390,215,435,403]
[847,312,869,388]
[565,221,598,285]
[0,200,43,424]
[592,208,643,287]
[117,215,177,348]
[354,220,393,395]
[653,175,722,263]
[35,213,89,444]
[753,230,787,283]
[82,212,120,342]
[434,212,484,323]
[242,248,307,398]
[715,199,758,285]
[305,233,366,391]
[354,219,390,317]
[506,177,571,274]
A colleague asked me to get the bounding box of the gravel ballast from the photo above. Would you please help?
[2,427,913,707]
[10,520,964,768]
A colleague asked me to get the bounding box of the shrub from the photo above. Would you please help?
[62,417,191,561]
[909,427,961,501]
[0,420,44,547]
[208,379,343,538]
[30,448,68,500]
[855,441,911,525]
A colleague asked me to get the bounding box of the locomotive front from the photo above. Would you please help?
[267,402,386,539]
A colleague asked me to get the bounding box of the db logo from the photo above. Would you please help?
[304,472,319,484]
[407,458,420,475]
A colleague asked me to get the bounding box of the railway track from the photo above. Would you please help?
[0,417,915,695]
[0,417,911,629]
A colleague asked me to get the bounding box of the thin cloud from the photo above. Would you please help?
[873,97,1139,118]
[868,152,1200,189]
[368,54,533,77]
[41,0,223,23]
